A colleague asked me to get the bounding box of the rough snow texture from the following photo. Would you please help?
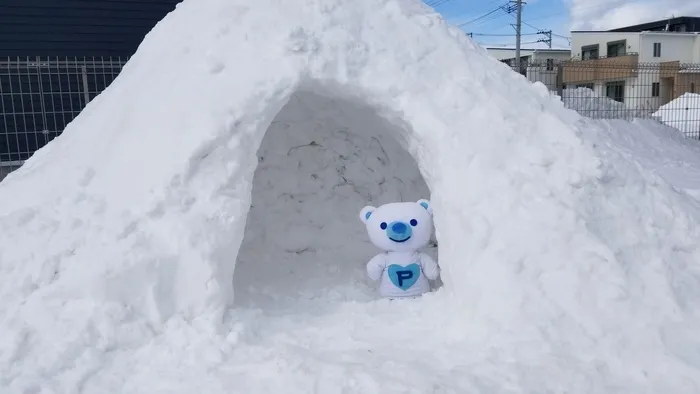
[561,87,649,119]
[233,91,434,311]
[653,92,700,138]
[1,0,700,392]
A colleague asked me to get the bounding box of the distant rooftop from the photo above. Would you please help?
[484,47,570,52]
[572,16,700,33]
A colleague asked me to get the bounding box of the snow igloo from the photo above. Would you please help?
[3,0,700,392]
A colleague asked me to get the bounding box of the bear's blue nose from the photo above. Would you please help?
[392,222,407,234]
[386,221,412,243]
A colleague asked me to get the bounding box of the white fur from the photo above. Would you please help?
[360,200,440,298]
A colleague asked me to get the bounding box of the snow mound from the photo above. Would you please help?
[561,87,650,119]
[1,0,700,392]
[597,118,700,201]
[653,92,700,138]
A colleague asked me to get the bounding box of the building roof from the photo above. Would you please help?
[609,16,700,32]
[572,16,700,34]
[484,47,570,52]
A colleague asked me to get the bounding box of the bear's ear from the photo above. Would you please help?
[359,206,376,223]
[417,199,432,215]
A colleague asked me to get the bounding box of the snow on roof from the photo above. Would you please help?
[1,0,700,392]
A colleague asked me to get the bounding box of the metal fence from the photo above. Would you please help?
[2,56,700,181]
[511,58,700,139]
[0,56,128,172]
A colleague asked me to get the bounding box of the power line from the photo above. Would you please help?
[467,32,539,36]
[480,40,541,47]
[522,20,570,39]
[457,3,511,27]
[536,29,552,48]
[425,0,454,7]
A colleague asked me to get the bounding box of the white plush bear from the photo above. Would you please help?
[359,199,440,299]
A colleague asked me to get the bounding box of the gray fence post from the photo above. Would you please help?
[81,65,90,104]
[556,63,564,100]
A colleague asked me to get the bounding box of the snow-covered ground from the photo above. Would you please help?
[2,0,700,393]
[653,93,700,139]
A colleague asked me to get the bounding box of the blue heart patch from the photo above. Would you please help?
[388,263,421,290]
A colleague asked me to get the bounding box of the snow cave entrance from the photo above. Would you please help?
[233,90,438,311]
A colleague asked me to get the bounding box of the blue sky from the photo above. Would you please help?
[427,0,700,50]
[428,0,572,49]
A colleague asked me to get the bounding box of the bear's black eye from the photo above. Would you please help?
[410,219,418,226]
[380,222,387,230]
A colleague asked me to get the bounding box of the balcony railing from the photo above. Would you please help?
[562,54,640,84]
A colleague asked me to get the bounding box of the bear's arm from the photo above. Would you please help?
[419,252,440,280]
[366,253,387,281]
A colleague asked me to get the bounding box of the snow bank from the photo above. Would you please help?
[1,0,700,392]
[595,118,700,200]
[561,87,649,119]
[653,92,700,138]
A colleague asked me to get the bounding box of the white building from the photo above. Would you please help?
[566,17,700,112]
[485,47,572,88]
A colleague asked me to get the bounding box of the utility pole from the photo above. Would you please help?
[512,0,524,74]
[537,29,552,48]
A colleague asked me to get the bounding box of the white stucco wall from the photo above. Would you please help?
[530,51,573,62]
[638,33,699,63]
[485,48,571,63]
[485,48,536,61]
[571,32,641,59]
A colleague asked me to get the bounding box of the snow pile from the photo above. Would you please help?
[561,86,649,119]
[1,0,700,392]
[596,118,700,200]
[653,92,700,138]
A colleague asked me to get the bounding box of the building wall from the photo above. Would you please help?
[524,52,573,89]
[638,33,699,63]
[693,38,700,63]
[628,80,662,111]
[0,0,184,163]
[485,48,571,63]
[0,0,183,57]
[571,32,641,59]
[530,51,573,63]
[677,73,700,98]
[485,48,536,61]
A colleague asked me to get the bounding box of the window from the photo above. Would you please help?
[582,44,599,60]
[576,83,594,90]
[607,40,626,57]
[692,83,696,94]
[653,42,661,57]
[605,81,625,102]
[546,58,554,71]
[652,82,660,97]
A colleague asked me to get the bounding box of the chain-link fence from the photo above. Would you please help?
[0,56,128,180]
[514,58,700,139]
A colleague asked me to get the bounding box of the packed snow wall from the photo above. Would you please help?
[234,91,434,309]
